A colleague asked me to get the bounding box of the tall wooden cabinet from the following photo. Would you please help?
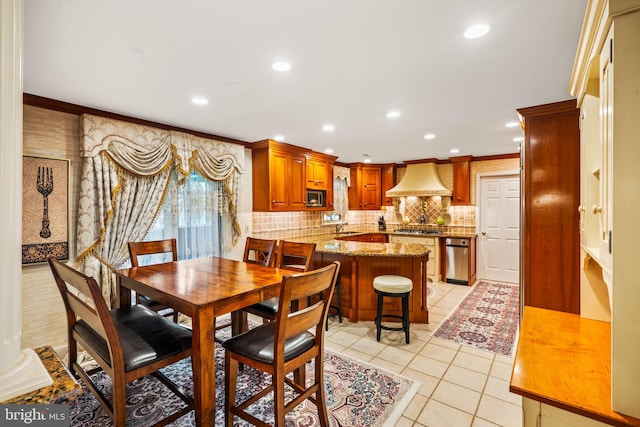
[252,139,307,211]
[381,164,396,206]
[451,156,471,205]
[519,100,581,314]
[348,164,381,210]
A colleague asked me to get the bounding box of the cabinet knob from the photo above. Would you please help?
[592,205,602,214]
[272,200,276,204]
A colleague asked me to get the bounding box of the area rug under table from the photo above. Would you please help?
[68,345,419,426]
[432,281,520,357]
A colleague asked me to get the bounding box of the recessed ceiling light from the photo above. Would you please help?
[273,135,285,142]
[505,121,519,128]
[324,148,334,154]
[424,133,436,140]
[513,136,524,142]
[386,111,401,118]
[272,61,291,71]
[363,158,372,163]
[322,124,335,132]
[450,148,460,154]
[464,24,490,39]
[191,97,208,105]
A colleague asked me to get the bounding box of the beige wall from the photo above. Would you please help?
[22,105,81,351]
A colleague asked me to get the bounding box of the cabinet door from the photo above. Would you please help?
[452,159,471,205]
[290,153,307,210]
[381,164,396,206]
[598,29,613,272]
[362,167,381,210]
[269,150,289,210]
[306,159,327,189]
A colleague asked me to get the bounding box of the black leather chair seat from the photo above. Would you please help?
[137,294,164,309]
[246,297,279,316]
[74,305,192,372]
[222,322,315,364]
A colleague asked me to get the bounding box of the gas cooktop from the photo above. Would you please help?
[393,229,443,235]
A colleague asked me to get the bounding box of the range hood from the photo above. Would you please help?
[386,162,452,197]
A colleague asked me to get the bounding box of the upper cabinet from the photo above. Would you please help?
[381,164,396,206]
[252,139,336,212]
[348,164,381,210]
[569,0,640,418]
[451,156,472,205]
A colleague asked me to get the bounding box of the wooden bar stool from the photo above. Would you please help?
[373,275,412,344]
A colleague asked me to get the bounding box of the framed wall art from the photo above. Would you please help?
[22,156,70,264]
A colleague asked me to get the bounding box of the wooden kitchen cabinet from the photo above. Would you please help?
[381,164,396,206]
[518,100,580,314]
[451,156,471,205]
[337,233,388,243]
[348,164,381,210]
[306,155,329,190]
[252,139,307,211]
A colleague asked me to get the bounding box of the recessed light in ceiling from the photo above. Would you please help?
[424,133,436,140]
[272,61,291,71]
[324,148,334,154]
[505,121,519,128]
[191,97,208,105]
[464,24,490,39]
[386,111,401,118]
[323,124,335,132]
[450,148,460,154]
[273,135,285,142]
[363,158,372,163]
[513,136,524,142]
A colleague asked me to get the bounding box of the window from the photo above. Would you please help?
[144,170,224,260]
[323,176,348,223]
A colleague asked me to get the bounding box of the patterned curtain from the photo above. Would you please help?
[333,166,350,220]
[75,114,244,307]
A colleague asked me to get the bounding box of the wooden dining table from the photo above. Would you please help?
[115,256,293,427]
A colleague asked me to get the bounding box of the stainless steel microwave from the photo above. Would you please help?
[306,190,325,207]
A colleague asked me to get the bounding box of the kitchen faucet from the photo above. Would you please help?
[336,222,348,233]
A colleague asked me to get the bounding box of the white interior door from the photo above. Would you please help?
[478,174,520,283]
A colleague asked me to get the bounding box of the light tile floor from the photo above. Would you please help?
[322,280,523,427]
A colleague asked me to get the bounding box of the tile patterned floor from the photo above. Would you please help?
[322,280,523,427]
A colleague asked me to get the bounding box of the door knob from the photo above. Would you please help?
[481,232,486,236]
[592,205,602,214]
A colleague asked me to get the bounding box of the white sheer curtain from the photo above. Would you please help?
[324,166,350,222]
[144,170,226,260]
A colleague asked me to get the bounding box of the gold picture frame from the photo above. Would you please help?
[22,156,70,265]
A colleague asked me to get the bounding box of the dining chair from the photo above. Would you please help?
[229,237,277,339]
[223,261,340,427]
[242,240,316,324]
[128,238,179,322]
[48,258,194,426]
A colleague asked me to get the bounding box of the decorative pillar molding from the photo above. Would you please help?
[0,0,52,401]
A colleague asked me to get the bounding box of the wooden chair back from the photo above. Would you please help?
[275,261,340,355]
[48,258,123,374]
[243,237,277,267]
[128,238,178,267]
[275,240,316,272]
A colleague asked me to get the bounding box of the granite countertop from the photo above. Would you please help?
[314,239,431,257]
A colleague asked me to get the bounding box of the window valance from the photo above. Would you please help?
[76,114,245,306]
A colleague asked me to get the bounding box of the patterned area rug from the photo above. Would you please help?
[68,335,419,426]
[432,281,520,357]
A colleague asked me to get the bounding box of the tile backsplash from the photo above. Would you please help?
[252,202,476,239]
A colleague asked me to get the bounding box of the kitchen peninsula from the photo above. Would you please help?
[306,236,431,324]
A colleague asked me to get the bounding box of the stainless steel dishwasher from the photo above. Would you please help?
[445,238,468,285]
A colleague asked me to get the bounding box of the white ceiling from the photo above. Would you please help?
[23,0,587,164]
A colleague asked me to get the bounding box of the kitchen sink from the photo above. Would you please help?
[394,229,443,235]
